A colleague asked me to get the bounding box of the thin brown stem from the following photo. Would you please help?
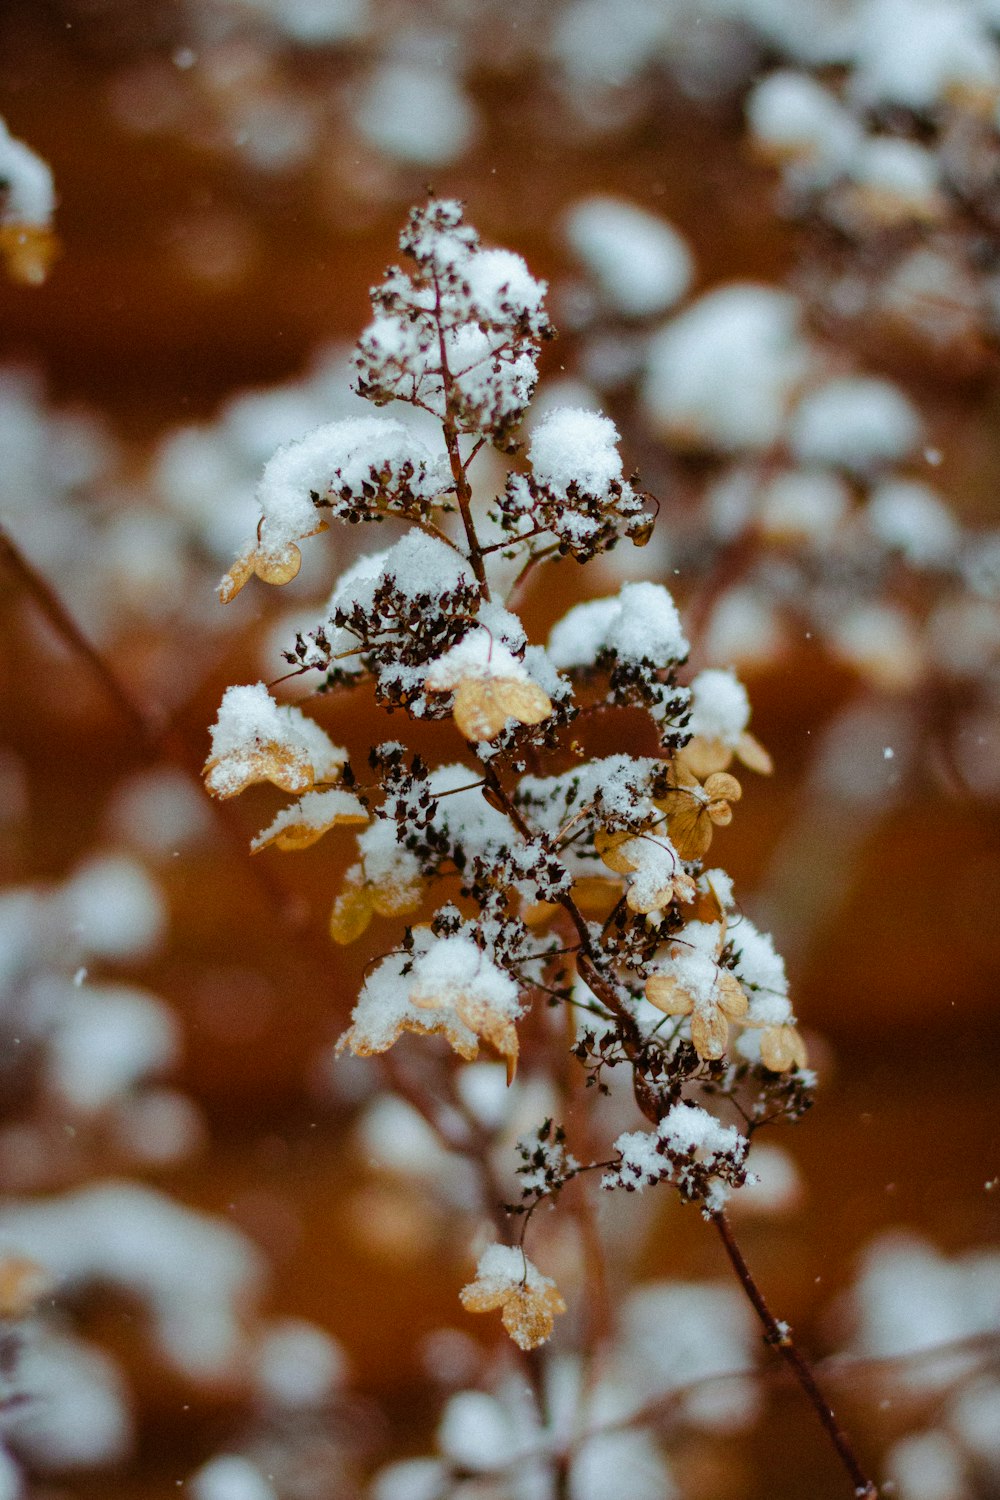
[0,524,305,927]
[1,525,160,749]
[711,1209,878,1499]
[431,275,488,592]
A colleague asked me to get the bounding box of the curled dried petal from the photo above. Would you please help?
[453,677,552,741]
[645,973,693,1015]
[460,1250,566,1351]
[691,1006,729,1061]
[330,883,374,945]
[760,1024,808,1072]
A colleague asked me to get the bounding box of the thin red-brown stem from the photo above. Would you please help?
[431,275,488,592]
[712,1208,878,1499]
[1,525,160,749]
[0,524,304,927]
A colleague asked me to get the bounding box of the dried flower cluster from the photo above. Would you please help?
[206,200,814,1365]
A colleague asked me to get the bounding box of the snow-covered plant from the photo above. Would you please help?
[206,199,876,1497]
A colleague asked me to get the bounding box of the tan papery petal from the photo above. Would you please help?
[680,736,733,778]
[329,884,374,945]
[645,974,693,1015]
[737,731,774,776]
[691,1006,729,1060]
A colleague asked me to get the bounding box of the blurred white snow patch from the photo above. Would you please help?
[355,61,476,166]
[0,1447,20,1500]
[730,1143,804,1216]
[104,765,213,857]
[216,0,369,44]
[59,854,167,962]
[5,1329,131,1471]
[828,603,924,693]
[757,468,850,544]
[951,1378,1000,1465]
[0,1183,264,1381]
[370,1458,448,1500]
[550,0,670,89]
[563,196,693,317]
[747,71,860,188]
[42,982,178,1114]
[702,586,786,669]
[884,1430,968,1500]
[620,1282,759,1429]
[867,479,960,567]
[191,1455,277,1500]
[571,1428,676,1500]
[438,1390,518,1471]
[455,1062,509,1131]
[848,1233,1000,1392]
[0,118,54,225]
[789,376,921,474]
[253,1318,347,1409]
[111,1088,205,1166]
[643,285,811,451]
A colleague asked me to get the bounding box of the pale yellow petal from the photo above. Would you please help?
[737,731,774,776]
[680,737,733,778]
[645,974,693,1015]
[716,972,749,1019]
[218,553,255,604]
[760,1025,808,1072]
[691,1006,729,1060]
[329,885,374,945]
[254,542,303,586]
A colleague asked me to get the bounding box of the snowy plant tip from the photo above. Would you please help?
[337,930,523,1083]
[204,683,348,800]
[425,628,553,742]
[219,416,452,603]
[354,197,550,446]
[459,1244,566,1350]
[0,116,58,286]
[683,669,773,778]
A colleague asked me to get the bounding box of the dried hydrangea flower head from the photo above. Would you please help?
[206,200,810,1365]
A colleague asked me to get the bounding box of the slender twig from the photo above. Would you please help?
[1,525,160,748]
[712,1209,878,1498]
[431,274,488,592]
[0,524,305,927]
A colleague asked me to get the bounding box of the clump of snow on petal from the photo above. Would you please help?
[549,582,688,669]
[687,669,750,746]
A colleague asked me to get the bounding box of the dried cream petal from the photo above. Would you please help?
[760,1024,808,1072]
[204,743,316,800]
[716,972,749,1019]
[595,827,640,874]
[680,736,734,778]
[691,1006,729,1061]
[218,553,255,604]
[460,1271,566,1351]
[370,878,424,918]
[453,677,551,741]
[737,731,774,776]
[330,884,374,945]
[254,543,303,586]
[645,974,693,1015]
